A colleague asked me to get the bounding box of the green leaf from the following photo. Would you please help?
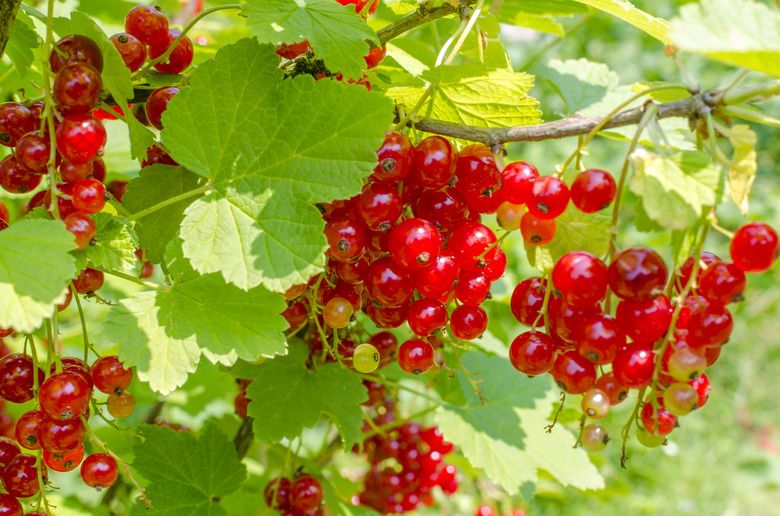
[523,240,554,274]
[498,0,588,18]
[103,242,287,394]
[5,11,39,79]
[123,165,208,264]
[629,149,724,231]
[242,0,378,78]
[633,201,664,233]
[52,11,134,103]
[459,14,513,69]
[73,213,138,274]
[125,113,157,163]
[240,346,368,450]
[388,63,540,129]
[671,223,702,269]
[542,58,620,115]
[0,220,75,333]
[434,351,604,493]
[162,38,393,292]
[130,422,247,516]
[727,125,757,215]
[573,0,670,43]
[670,0,780,77]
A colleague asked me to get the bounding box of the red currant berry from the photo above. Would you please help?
[0,103,34,147]
[264,476,292,511]
[0,156,41,194]
[527,175,570,219]
[275,40,312,60]
[324,217,366,263]
[38,371,91,421]
[407,298,448,337]
[364,301,408,329]
[509,331,556,375]
[551,251,608,308]
[446,222,497,270]
[462,186,505,215]
[145,86,179,131]
[64,212,97,250]
[354,182,403,232]
[449,305,488,341]
[338,0,379,17]
[454,145,500,197]
[80,453,118,491]
[698,261,746,305]
[548,297,601,346]
[411,136,456,188]
[415,187,468,233]
[615,294,673,343]
[689,373,711,408]
[483,248,507,281]
[38,416,85,454]
[14,131,50,172]
[510,277,546,327]
[334,256,369,284]
[520,212,556,246]
[455,269,491,306]
[389,218,440,271]
[364,45,387,68]
[0,437,20,468]
[612,343,655,389]
[686,302,732,348]
[2,453,45,498]
[501,161,539,205]
[91,356,133,395]
[371,131,413,183]
[677,252,721,292]
[110,33,147,72]
[397,338,435,375]
[14,410,44,450]
[369,331,399,368]
[0,493,22,516]
[730,221,779,273]
[414,250,460,298]
[55,114,106,163]
[291,474,324,513]
[73,268,104,294]
[43,444,85,473]
[125,5,170,47]
[142,144,178,168]
[49,35,103,73]
[551,350,596,394]
[608,246,668,301]
[149,29,194,74]
[0,354,44,403]
[364,257,415,308]
[574,313,625,364]
[640,399,677,436]
[72,178,106,214]
[595,372,629,405]
[53,62,103,113]
[570,169,616,213]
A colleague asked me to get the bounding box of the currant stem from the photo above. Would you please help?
[394,83,436,131]
[42,0,60,221]
[132,4,243,80]
[361,406,438,441]
[125,182,212,222]
[620,387,646,469]
[451,345,485,406]
[442,0,484,67]
[545,391,566,433]
[102,269,167,291]
[72,281,94,364]
[573,414,587,448]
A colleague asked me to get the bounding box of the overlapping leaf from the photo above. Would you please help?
[242,0,378,78]
[574,0,670,43]
[0,220,75,333]
[72,213,138,274]
[131,422,247,516]
[161,38,393,292]
[103,242,287,394]
[236,346,367,451]
[435,351,604,494]
[670,0,780,77]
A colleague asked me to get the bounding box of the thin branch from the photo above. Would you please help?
[0,0,22,59]
[376,0,478,46]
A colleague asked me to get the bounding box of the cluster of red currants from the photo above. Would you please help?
[475,505,526,516]
[508,221,778,450]
[264,472,326,516]
[0,353,134,514]
[355,419,457,514]
[275,0,386,89]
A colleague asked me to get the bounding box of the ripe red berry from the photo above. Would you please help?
[365,301,408,329]
[615,294,673,344]
[364,45,387,68]
[406,298,448,337]
[14,131,50,172]
[371,130,413,183]
[264,476,292,510]
[53,62,103,113]
[686,302,733,348]
[677,251,721,291]
[364,257,415,308]
[0,437,20,468]
[595,372,629,405]
[612,343,655,389]
[607,246,668,301]
[0,492,22,515]
[369,331,399,368]
[698,262,746,304]
[449,305,488,341]
[570,169,617,213]
[0,354,44,403]
[640,399,677,436]
[551,251,608,308]
[15,410,45,450]
[414,250,460,298]
[2,453,45,498]
[462,186,505,215]
[388,218,441,271]
[44,444,85,472]
[110,33,147,72]
[275,40,312,60]
[56,113,106,163]
[142,144,178,168]
[483,248,507,281]
[551,350,596,394]
[64,212,97,250]
[509,331,556,375]
[145,86,179,130]
[354,182,403,231]
[324,217,366,263]
[38,371,91,421]
[73,268,104,294]
[730,221,779,273]
[501,161,539,205]
[49,35,104,73]
[149,29,194,74]
[689,373,711,408]
[411,136,456,188]
[38,416,86,454]
[574,313,625,364]
[415,187,468,234]
[0,155,42,194]
[80,453,118,491]
[454,269,491,306]
[91,356,133,395]
[548,297,601,345]
[527,175,570,219]
[72,178,106,214]
[290,474,324,513]
[446,222,498,270]
[520,212,556,246]
[397,338,435,375]
[125,5,170,46]
[510,277,546,327]
[454,145,500,197]
[0,103,34,147]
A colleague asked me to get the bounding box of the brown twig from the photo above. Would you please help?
[0,0,22,59]
[376,0,478,46]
